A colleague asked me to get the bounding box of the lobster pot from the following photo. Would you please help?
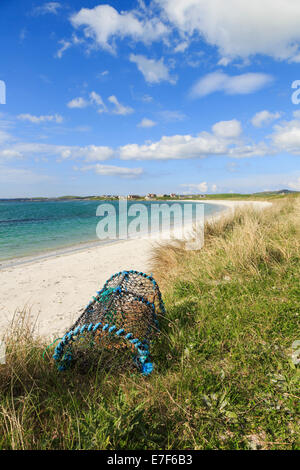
[53,271,165,375]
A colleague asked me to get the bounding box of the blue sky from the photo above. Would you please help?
[0,0,300,197]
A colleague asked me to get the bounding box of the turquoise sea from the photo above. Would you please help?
[0,200,225,262]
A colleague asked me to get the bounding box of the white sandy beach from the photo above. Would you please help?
[0,200,271,339]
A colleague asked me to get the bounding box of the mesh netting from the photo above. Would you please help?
[53,270,165,375]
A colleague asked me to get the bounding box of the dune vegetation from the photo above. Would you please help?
[0,196,299,450]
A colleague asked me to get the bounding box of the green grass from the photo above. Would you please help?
[186,191,299,201]
[0,197,299,449]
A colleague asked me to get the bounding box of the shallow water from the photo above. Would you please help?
[0,199,225,261]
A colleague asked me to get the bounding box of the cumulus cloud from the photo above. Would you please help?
[70,4,168,54]
[212,119,242,138]
[80,163,143,178]
[155,0,300,63]
[119,133,229,161]
[251,110,281,127]
[6,115,300,177]
[271,119,300,154]
[129,54,176,84]
[108,95,134,115]
[137,118,157,128]
[67,97,90,109]
[191,72,273,98]
[17,114,63,124]
[119,119,246,160]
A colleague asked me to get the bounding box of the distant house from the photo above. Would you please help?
[128,195,141,199]
[146,193,157,199]
[170,193,177,198]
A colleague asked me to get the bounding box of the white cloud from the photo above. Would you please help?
[59,145,114,162]
[212,119,242,138]
[174,41,189,53]
[227,142,270,159]
[287,177,300,190]
[120,119,246,161]
[71,4,168,54]
[3,142,114,163]
[271,119,300,154]
[33,2,61,16]
[138,118,157,128]
[6,114,300,179]
[68,93,133,115]
[55,39,72,59]
[108,95,134,115]
[2,128,266,165]
[67,97,89,109]
[118,118,273,161]
[181,182,208,193]
[141,94,153,103]
[129,54,176,84]
[119,133,229,161]
[90,91,107,114]
[0,129,12,145]
[251,110,281,127]
[0,149,23,161]
[155,0,300,63]
[159,110,186,122]
[17,114,63,124]
[0,166,51,184]
[80,163,143,178]
[191,72,273,98]
[217,57,232,67]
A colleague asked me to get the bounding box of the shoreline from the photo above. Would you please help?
[0,200,226,270]
[0,200,271,338]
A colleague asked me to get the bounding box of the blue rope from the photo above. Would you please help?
[53,320,153,375]
[52,270,164,375]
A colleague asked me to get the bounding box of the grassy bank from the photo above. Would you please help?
[0,197,299,450]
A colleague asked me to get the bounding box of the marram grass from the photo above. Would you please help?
[0,197,299,450]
